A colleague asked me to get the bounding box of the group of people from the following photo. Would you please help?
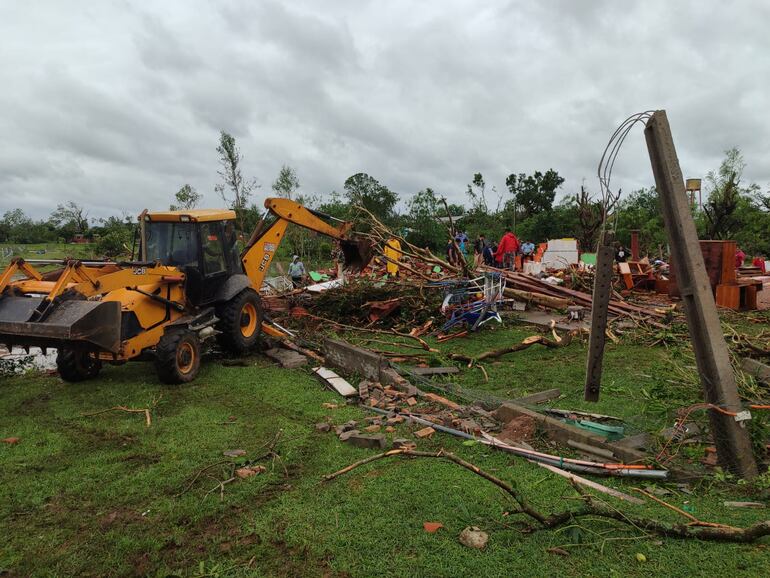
[448,229,535,271]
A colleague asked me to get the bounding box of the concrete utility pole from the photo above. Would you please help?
[644,110,758,478]
[584,241,614,402]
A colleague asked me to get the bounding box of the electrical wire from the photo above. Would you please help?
[595,110,657,250]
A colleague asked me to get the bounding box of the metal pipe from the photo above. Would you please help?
[364,407,668,479]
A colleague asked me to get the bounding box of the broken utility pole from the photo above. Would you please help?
[644,110,757,478]
[584,241,614,402]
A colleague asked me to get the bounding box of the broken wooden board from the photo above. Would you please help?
[407,366,460,376]
[513,388,561,405]
[312,366,357,397]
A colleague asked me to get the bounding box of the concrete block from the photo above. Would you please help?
[741,358,770,385]
[345,433,386,449]
[393,438,416,450]
[338,429,360,442]
[323,338,384,381]
[493,402,647,465]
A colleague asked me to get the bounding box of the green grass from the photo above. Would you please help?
[2,328,770,576]
[0,243,97,268]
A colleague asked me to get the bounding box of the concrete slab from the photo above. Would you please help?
[514,310,589,333]
[264,348,307,369]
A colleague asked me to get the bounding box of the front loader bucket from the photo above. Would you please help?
[0,297,121,353]
[339,238,375,273]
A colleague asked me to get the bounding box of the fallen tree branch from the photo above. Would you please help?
[323,448,770,543]
[81,405,152,427]
[450,331,574,364]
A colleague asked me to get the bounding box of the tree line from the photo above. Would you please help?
[2,132,768,262]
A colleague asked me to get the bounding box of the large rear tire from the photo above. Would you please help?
[155,330,201,384]
[216,289,262,355]
[57,349,102,382]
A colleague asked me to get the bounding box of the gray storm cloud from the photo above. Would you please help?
[1,0,768,220]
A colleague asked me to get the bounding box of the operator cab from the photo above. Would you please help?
[140,209,240,305]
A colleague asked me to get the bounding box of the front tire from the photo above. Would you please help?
[216,289,262,355]
[57,349,102,382]
[155,330,201,384]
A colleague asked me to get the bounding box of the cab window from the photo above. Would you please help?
[200,222,226,275]
[145,222,198,267]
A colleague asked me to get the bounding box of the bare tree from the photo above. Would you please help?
[214,131,258,232]
[575,186,604,251]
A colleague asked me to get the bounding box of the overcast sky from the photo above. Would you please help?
[1,0,769,221]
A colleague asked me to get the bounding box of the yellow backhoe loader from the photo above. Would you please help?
[0,198,371,383]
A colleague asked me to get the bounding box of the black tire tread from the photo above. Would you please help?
[155,330,201,384]
[56,349,101,382]
[216,288,262,355]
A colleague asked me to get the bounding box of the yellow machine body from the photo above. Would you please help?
[0,198,371,381]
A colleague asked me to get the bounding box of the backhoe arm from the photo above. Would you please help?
[241,197,355,290]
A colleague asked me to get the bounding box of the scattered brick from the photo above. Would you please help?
[364,424,381,433]
[385,426,396,433]
[358,380,372,400]
[315,422,331,432]
[414,426,435,439]
[423,522,443,533]
[424,393,462,411]
[393,438,416,450]
[405,397,417,407]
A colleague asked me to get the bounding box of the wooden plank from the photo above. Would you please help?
[513,388,561,405]
[408,366,460,376]
[645,110,757,478]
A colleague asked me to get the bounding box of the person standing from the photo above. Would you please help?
[735,247,746,269]
[615,244,628,263]
[483,242,496,266]
[288,254,306,288]
[494,228,520,270]
[473,234,487,267]
[520,239,535,262]
[383,238,402,277]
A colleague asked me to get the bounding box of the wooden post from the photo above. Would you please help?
[584,243,614,402]
[644,111,757,478]
[630,230,640,261]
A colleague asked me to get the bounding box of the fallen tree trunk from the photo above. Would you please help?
[450,331,573,364]
[504,287,571,310]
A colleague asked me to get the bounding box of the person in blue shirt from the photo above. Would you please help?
[288,255,306,287]
[520,240,535,262]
